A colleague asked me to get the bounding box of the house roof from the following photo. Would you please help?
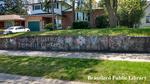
[0,15,25,21]
[28,13,62,17]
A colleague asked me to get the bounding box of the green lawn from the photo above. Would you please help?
[0,29,3,32]
[0,56,150,84]
[0,28,150,38]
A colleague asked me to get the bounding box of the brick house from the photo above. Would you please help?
[0,0,104,31]
[23,0,72,31]
[62,9,104,28]
[62,0,104,28]
[0,15,25,29]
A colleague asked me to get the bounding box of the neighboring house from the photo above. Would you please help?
[0,0,25,29]
[74,0,103,27]
[141,1,150,27]
[0,15,25,29]
[62,9,104,28]
[74,0,99,22]
[62,0,104,28]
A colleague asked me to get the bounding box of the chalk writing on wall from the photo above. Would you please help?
[0,36,149,52]
[76,36,86,46]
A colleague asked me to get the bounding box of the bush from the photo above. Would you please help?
[44,23,53,30]
[96,15,109,28]
[72,21,89,29]
[118,0,146,28]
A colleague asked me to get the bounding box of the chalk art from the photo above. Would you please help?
[76,36,86,46]
[0,36,149,52]
[90,36,97,45]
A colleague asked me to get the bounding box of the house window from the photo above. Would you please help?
[33,4,41,10]
[146,16,150,23]
[53,3,59,9]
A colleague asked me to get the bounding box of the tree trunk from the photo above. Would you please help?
[104,0,118,27]
[72,0,75,22]
[89,0,93,27]
[51,0,55,29]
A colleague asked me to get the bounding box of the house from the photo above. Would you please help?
[62,9,104,28]
[0,0,104,31]
[0,0,25,29]
[140,1,150,27]
[24,0,72,31]
[0,15,25,29]
[62,0,104,28]
[24,0,103,29]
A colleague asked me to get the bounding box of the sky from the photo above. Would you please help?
[96,0,100,2]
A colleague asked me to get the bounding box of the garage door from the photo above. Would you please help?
[28,21,40,31]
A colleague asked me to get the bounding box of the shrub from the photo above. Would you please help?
[118,0,146,28]
[72,21,89,29]
[96,15,109,28]
[44,23,53,30]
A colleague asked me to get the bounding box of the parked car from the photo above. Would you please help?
[3,26,30,34]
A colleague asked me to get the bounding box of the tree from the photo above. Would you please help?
[43,0,55,29]
[13,0,27,15]
[89,0,93,27]
[72,0,75,22]
[118,0,146,28]
[103,0,118,27]
[1,0,26,15]
[0,2,5,15]
[43,0,51,13]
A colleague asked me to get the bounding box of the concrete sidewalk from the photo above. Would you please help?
[0,50,150,62]
[0,73,90,84]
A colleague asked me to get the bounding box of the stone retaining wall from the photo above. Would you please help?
[0,36,150,52]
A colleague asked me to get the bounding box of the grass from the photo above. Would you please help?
[0,55,150,84]
[0,29,3,33]
[0,28,150,38]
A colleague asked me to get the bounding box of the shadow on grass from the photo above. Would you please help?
[0,56,150,84]
[0,56,99,81]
